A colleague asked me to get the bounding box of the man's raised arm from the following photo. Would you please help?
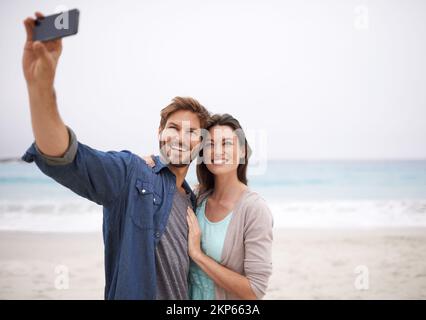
[21,12,136,207]
[22,12,68,157]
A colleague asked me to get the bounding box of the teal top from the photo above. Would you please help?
[189,197,233,300]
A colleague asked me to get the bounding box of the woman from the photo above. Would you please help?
[187,113,273,300]
[144,114,273,299]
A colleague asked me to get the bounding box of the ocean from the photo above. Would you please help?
[1,160,425,232]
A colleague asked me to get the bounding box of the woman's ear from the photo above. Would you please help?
[239,144,246,162]
[238,153,245,165]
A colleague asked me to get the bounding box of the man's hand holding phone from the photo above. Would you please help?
[22,12,63,89]
[21,11,78,158]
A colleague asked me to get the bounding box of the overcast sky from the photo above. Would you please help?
[1,0,425,160]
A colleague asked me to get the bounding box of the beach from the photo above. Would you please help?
[1,228,425,300]
[267,227,426,299]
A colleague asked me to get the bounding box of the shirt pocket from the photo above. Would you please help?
[131,179,162,229]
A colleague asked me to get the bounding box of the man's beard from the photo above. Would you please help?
[159,140,198,167]
[169,162,189,168]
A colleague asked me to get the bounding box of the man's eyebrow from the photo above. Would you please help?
[167,121,180,127]
[167,121,201,132]
[184,123,200,131]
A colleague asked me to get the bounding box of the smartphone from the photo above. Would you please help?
[33,9,80,42]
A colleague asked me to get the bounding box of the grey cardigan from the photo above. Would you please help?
[196,189,274,299]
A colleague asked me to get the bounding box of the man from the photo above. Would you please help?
[21,12,210,300]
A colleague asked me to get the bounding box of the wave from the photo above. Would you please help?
[0,199,102,232]
[269,199,426,228]
[1,198,426,232]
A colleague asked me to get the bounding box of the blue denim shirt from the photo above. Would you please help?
[21,128,196,300]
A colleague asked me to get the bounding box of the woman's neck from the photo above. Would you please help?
[211,173,247,201]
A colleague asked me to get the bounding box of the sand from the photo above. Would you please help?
[0,228,425,299]
[267,228,426,299]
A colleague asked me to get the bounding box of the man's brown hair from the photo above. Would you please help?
[159,97,210,130]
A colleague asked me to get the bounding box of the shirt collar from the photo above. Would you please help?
[152,155,196,208]
[152,155,169,174]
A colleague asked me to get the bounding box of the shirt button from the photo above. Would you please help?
[141,189,146,194]
[155,232,160,238]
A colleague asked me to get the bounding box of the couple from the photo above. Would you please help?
[21,12,273,300]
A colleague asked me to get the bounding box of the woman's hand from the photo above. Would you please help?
[185,207,259,299]
[139,154,155,167]
[187,206,203,261]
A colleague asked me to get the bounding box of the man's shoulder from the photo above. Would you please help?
[131,154,171,180]
[132,153,155,171]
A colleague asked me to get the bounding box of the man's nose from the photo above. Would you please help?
[177,130,192,143]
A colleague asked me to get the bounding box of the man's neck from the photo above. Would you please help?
[167,164,190,194]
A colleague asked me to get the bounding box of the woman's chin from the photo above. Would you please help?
[206,163,235,176]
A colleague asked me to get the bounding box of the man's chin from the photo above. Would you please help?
[161,154,191,168]
[163,152,193,168]
[160,149,198,168]
[168,162,190,168]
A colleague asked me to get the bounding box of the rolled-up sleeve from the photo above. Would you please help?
[21,127,135,206]
[243,198,274,299]
[32,126,78,166]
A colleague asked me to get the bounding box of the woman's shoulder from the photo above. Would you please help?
[239,189,273,222]
[242,189,269,208]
